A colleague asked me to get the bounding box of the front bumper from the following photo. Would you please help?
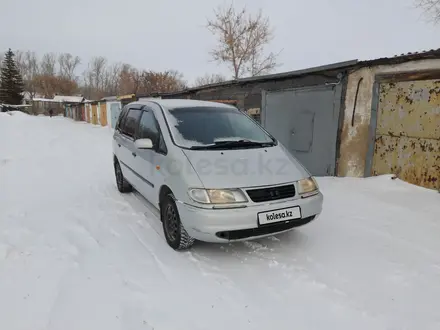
[176,192,323,243]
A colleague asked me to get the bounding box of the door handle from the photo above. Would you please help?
[118,143,121,147]
[132,152,137,157]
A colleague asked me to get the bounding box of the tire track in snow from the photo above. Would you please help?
[194,236,356,309]
[44,268,74,330]
[68,213,104,249]
[87,181,174,285]
[237,236,385,323]
[186,250,235,287]
[127,224,171,283]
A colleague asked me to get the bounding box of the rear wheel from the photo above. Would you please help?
[114,159,133,193]
[161,194,195,250]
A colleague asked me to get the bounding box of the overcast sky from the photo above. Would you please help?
[1,0,439,85]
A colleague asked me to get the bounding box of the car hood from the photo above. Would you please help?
[182,144,310,189]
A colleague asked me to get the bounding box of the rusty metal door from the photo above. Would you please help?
[91,104,98,125]
[371,79,440,189]
[262,84,342,176]
[99,102,108,126]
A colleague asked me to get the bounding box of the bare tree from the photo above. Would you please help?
[14,50,26,76]
[207,4,279,79]
[34,75,78,98]
[81,69,94,99]
[129,67,142,94]
[82,56,108,98]
[6,49,190,99]
[414,0,440,22]
[104,62,122,95]
[194,73,226,86]
[139,70,187,94]
[58,53,81,81]
[118,64,143,95]
[40,53,57,76]
[15,50,40,99]
[90,56,108,91]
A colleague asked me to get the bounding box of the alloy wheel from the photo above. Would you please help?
[165,204,179,241]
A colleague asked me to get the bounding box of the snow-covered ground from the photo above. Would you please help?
[1,112,439,330]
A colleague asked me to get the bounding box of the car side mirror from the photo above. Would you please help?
[135,138,153,149]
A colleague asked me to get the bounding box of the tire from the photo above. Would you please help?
[161,194,195,250]
[114,159,133,193]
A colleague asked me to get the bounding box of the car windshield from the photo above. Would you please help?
[164,106,275,149]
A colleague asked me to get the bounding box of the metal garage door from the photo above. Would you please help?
[371,79,440,190]
[110,103,121,128]
[262,85,342,176]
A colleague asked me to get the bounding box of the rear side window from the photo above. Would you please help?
[121,109,142,138]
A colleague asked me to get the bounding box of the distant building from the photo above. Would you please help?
[53,95,85,104]
[338,49,440,190]
[60,96,86,121]
[101,96,122,128]
[135,49,440,190]
[31,95,85,117]
[31,98,63,116]
[141,60,357,177]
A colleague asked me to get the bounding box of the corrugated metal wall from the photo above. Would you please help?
[372,79,440,189]
[160,70,345,124]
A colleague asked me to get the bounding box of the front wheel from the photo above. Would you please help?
[114,160,133,193]
[161,194,195,250]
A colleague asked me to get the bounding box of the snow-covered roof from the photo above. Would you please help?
[33,98,60,102]
[0,103,32,108]
[101,96,118,101]
[138,99,235,109]
[53,95,84,103]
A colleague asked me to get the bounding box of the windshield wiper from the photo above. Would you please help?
[190,140,274,150]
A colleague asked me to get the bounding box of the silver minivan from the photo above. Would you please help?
[112,99,323,250]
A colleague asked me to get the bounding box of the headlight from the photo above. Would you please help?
[188,188,248,204]
[297,177,319,195]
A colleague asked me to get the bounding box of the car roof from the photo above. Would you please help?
[133,98,236,110]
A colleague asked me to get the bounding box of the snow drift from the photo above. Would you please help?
[0,114,439,330]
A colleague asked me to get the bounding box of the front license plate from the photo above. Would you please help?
[258,207,301,225]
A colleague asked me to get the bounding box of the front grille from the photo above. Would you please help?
[246,184,295,203]
[216,216,315,240]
